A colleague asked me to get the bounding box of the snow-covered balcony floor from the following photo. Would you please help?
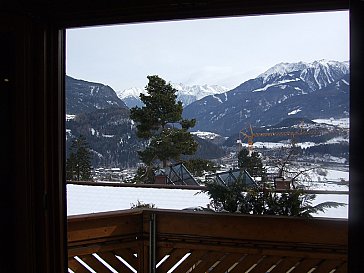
[67,183,348,219]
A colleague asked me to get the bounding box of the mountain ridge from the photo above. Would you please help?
[65,59,349,167]
[116,82,229,108]
[66,75,127,115]
[183,60,349,136]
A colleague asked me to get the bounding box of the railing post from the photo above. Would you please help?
[149,212,156,273]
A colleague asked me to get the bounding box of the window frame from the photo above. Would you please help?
[28,0,364,272]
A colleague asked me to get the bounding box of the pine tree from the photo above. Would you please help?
[66,135,92,181]
[238,148,267,182]
[130,75,198,168]
[183,159,219,177]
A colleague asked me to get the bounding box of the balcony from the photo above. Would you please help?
[68,209,347,273]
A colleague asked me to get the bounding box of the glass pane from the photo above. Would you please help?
[66,11,349,218]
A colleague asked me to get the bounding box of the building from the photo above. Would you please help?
[206,169,257,188]
[155,162,200,186]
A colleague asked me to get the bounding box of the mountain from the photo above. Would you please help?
[183,60,349,136]
[66,76,226,167]
[66,75,127,114]
[65,76,139,167]
[66,59,349,167]
[66,107,141,167]
[116,83,228,108]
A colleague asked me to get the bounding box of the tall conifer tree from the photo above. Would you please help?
[238,148,267,181]
[130,75,197,168]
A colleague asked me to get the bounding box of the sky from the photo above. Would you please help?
[66,11,349,92]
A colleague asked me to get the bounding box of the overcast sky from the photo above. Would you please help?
[66,10,349,92]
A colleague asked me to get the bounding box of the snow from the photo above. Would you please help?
[312,194,348,218]
[90,128,99,136]
[288,108,302,115]
[320,169,349,182]
[342,79,349,85]
[115,87,144,99]
[67,183,348,219]
[191,131,223,140]
[116,83,228,105]
[102,134,114,138]
[313,118,349,129]
[258,62,307,83]
[67,185,211,216]
[252,79,299,92]
[212,95,223,103]
[66,114,76,121]
[249,142,287,149]
[258,60,349,86]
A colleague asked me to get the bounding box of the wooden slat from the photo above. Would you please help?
[208,253,243,273]
[98,251,136,273]
[78,254,113,273]
[229,254,263,273]
[156,248,190,273]
[249,255,282,273]
[313,259,344,273]
[113,248,138,270]
[334,262,348,273]
[269,257,301,273]
[68,257,91,273]
[291,258,322,273]
[172,250,206,273]
[156,246,173,265]
[190,251,226,273]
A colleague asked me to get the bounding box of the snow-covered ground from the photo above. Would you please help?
[313,117,349,129]
[67,183,348,219]
[67,185,211,216]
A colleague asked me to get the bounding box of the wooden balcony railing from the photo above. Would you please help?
[67,209,347,273]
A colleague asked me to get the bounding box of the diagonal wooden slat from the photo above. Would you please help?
[229,254,263,273]
[269,257,301,273]
[190,251,226,273]
[114,248,138,270]
[68,257,92,273]
[78,254,114,273]
[208,253,243,273]
[171,249,207,273]
[290,258,322,273]
[157,248,190,273]
[157,247,173,265]
[249,255,282,273]
[313,259,344,273]
[98,251,136,273]
[334,262,348,273]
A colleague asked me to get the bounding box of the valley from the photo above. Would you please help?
[65,59,350,186]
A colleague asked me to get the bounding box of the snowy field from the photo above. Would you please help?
[67,183,348,219]
[313,117,349,129]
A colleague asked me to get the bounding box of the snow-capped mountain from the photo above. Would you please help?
[259,60,349,90]
[116,83,229,108]
[183,60,349,136]
[66,76,226,167]
[174,83,229,106]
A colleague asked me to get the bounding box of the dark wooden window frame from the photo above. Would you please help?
[4,0,364,272]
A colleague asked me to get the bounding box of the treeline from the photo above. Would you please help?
[302,142,349,159]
